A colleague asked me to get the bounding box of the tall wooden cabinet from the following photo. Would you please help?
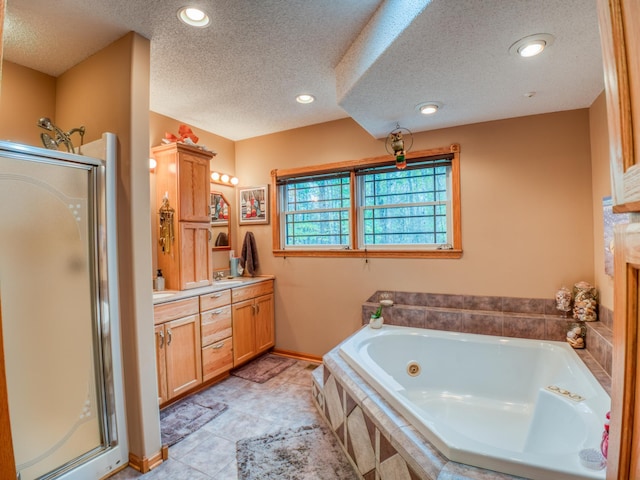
[153,142,214,290]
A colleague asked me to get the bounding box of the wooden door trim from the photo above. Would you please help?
[0,293,17,478]
[610,222,640,479]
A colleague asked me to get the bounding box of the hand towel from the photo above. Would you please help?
[240,231,259,276]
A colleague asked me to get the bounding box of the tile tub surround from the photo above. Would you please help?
[312,350,526,480]
[363,291,613,390]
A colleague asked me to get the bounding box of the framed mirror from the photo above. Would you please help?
[210,190,231,250]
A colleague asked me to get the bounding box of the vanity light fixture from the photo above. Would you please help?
[296,94,315,104]
[416,102,441,115]
[509,33,555,58]
[177,7,211,27]
[149,158,157,170]
[211,171,239,186]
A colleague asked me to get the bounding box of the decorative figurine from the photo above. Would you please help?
[389,131,407,169]
[566,322,586,349]
[158,196,175,254]
[385,124,413,170]
[164,124,199,144]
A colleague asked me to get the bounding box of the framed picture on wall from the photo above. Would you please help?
[238,185,269,225]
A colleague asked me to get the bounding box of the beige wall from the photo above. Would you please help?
[149,112,237,272]
[236,111,596,356]
[45,34,160,460]
[0,61,56,146]
[589,91,614,310]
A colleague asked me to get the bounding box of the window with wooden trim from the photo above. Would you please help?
[271,144,461,259]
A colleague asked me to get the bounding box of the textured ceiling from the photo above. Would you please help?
[3,0,603,141]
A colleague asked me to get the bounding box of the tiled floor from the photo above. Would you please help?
[110,358,324,480]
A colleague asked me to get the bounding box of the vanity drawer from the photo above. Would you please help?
[232,280,274,303]
[154,297,199,325]
[200,306,232,346]
[202,338,233,381]
[200,289,231,311]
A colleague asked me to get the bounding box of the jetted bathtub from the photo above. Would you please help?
[338,325,610,480]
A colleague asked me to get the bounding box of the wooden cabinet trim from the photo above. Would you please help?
[254,293,275,354]
[202,339,234,382]
[200,289,232,311]
[164,314,202,399]
[200,306,232,346]
[231,280,274,303]
[154,297,199,325]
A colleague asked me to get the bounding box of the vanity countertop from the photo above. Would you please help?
[152,275,274,305]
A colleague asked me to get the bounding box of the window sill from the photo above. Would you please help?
[272,249,463,259]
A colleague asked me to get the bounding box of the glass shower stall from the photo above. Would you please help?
[0,134,127,479]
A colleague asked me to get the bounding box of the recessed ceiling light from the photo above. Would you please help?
[509,33,555,58]
[296,94,315,104]
[415,102,442,115]
[177,7,210,27]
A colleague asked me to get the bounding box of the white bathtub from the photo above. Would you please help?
[338,325,610,480]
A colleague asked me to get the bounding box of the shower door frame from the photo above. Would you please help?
[0,135,128,480]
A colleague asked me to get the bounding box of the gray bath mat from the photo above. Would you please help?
[160,395,227,447]
[231,354,296,383]
[236,424,358,480]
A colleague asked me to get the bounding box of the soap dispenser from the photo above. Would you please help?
[155,269,165,291]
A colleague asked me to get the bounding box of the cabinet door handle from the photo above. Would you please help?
[167,329,172,346]
[256,304,260,315]
[211,341,225,350]
[158,330,164,348]
[210,293,222,299]
[210,309,223,317]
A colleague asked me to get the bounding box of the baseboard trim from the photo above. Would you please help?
[128,446,167,474]
[271,348,322,363]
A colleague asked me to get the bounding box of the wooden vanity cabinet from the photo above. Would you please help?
[231,281,275,366]
[153,142,214,290]
[199,290,234,381]
[153,279,275,405]
[154,298,202,405]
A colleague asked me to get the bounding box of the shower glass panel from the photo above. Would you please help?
[0,138,125,480]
